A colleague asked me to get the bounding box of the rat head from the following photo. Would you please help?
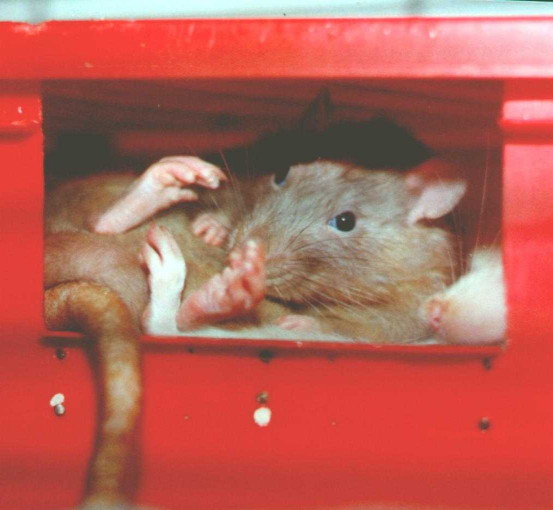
[229,159,466,308]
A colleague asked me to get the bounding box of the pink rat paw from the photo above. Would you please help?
[141,224,186,335]
[191,212,230,247]
[94,156,227,234]
[274,314,322,332]
[176,239,265,329]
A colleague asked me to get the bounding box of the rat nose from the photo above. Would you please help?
[425,297,447,331]
[228,237,264,263]
[232,222,264,246]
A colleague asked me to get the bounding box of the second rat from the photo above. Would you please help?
[94,153,467,343]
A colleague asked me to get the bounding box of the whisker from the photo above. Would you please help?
[217,150,248,219]
[289,235,373,254]
[281,219,318,256]
[475,127,492,252]
[289,271,379,304]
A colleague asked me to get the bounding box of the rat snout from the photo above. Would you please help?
[230,236,294,300]
[226,237,267,296]
[228,222,265,253]
[230,213,301,301]
[228,237,265,264]
[230,236,283,288]
[422,295,448,333]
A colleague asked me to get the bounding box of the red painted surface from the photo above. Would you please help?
[0,18,553,79]
[0,18,552,510]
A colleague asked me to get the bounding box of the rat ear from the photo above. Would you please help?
[300,89,334,133]
[405,158,466,225]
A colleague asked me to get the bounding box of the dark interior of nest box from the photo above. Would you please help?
[43,79,503,252]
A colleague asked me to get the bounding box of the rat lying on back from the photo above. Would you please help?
[128,157,466,343]
[48,153,466,342]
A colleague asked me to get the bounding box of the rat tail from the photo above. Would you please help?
[44,281,142,509]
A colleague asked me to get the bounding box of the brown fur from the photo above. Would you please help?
[44,282,140,507]
[45,174,226,507]
[44,171,290,506]
[46,173,224,312]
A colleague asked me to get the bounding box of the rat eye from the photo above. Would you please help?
[273,173,286,187]
[272,166,291,187]
[328,211,356,232]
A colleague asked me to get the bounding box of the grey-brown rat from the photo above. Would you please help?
[229,159,460,342]
[142,157,463,343]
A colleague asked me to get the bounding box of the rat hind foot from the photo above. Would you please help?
[94,156,227,234]
[141,224,186,335]
[177,240,265,329]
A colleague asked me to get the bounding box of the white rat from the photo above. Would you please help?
[421,248,506,344]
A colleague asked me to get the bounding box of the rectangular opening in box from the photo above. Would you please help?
[43,78,505,352]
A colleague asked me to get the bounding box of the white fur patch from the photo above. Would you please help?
[426,248,506,344]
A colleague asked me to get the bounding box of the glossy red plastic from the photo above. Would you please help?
[0,18,552,510]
